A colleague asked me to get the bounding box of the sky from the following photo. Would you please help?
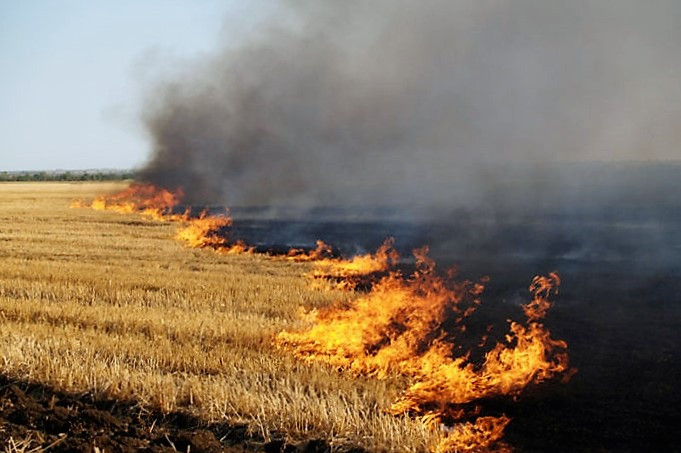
[0,0,271,171]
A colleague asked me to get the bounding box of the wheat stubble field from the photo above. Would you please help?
[0,182,436,452]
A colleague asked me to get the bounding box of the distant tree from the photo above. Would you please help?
[0,170,136,182]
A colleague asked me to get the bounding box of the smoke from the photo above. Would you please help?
[140,0,681,210]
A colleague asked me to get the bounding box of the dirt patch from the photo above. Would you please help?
[0,375,351,452]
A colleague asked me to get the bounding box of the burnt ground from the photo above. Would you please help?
[0,375,354,453]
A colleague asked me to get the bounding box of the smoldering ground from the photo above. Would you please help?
[140,0,681,212]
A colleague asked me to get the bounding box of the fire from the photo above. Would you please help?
[277,247,482,376]
[308,237,399,289]
[286,240,334,261]
[76,182,573,450]
[76,183,398,268]
[175,211,254,255]
[74,183,253,254]
[434,417,511,453]
[175,211,232,248]
[276,252,572,451]
[87,183,186,220]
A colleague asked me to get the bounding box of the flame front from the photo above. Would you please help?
[88,182,186,220]
[286,240,334,261]
[434,416,512,453]
[175,211,232,248]
[75,183,573,451]
[175,212,254,255]
[308,237,400,289]
[76,183,253,254]
[276,254,571,451]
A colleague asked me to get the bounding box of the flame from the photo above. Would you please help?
[76,182,573,450]
[175,211,232,248]
[87,183,186,220]
[308,237,399,289]
[74,183,254,254]
[434,417,511,453]
[277,247,482,376]
[76,183,400,268]
[286,240,334,261]
[175,211,254,255]
[276,252,571,451]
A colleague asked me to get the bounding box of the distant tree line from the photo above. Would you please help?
[0,170,137,182]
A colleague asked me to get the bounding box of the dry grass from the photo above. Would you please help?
[0,182,438,451]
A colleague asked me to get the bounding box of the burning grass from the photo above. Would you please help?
[277,253,571,451]
[1,182,573,452]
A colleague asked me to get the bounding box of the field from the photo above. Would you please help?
[0,182,435,452]
[2,179,680,452]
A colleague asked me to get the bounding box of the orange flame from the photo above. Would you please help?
[74,183,254,254]
[286,240,334,261]
[175,211,254,255]
[308,237,399,289]
[87,183,186,220]
[76,183,573,450]
[276,252,571,451]
[434,416,511,453]
[175,210,232,248]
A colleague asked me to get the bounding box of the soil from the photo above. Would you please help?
[0,375,353,453]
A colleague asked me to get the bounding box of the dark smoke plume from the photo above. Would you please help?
[140,0,681,210]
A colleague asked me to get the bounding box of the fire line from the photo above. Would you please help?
[73,182,574,452]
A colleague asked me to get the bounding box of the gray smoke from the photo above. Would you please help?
[140,0,681,210]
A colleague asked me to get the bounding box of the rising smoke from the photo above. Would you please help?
[140,0,681,210]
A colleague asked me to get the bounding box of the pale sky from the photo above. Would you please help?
[0,0,271,171]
